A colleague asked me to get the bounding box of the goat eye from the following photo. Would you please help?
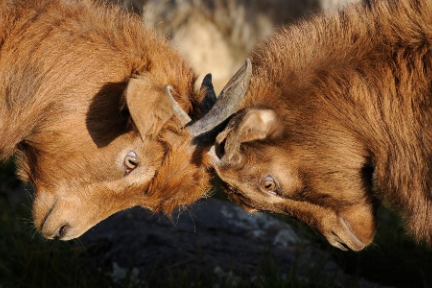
[124,151,138,173]
[261,176,277,194]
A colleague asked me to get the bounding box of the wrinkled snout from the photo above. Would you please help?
[41,218,70,240]
[32,188,121,241]
[38,206,79,240]
[322,205,377,251]
[33,194,93,240]
[324,216,374,251]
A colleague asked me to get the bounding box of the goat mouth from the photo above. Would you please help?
[331,240,351,251]
[328,217,366,251]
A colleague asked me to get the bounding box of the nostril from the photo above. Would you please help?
[54,224,69,239]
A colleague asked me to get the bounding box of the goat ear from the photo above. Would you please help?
[125,78,175,138]
[215,109,279,165]
[233,109,279,143]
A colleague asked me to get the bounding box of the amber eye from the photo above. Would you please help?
[261,176,277,194]
[124,151,138,173]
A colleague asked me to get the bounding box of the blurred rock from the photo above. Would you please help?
[81,198,387,287]
[108,0,364,92]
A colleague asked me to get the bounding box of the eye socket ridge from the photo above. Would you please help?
[124,151,139,175]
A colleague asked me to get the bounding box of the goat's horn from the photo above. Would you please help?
[187,58,252,137]
[199,73,218,115]
[166,85,192,126]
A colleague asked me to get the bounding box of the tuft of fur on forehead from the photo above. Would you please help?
[147,128,213,215]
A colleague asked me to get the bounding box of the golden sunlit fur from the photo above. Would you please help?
[212,0,432,251]
[0,0,210,240]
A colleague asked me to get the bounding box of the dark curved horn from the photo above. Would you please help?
[199,73,217,115]
[187,58,252,137]
[166,85,192,126]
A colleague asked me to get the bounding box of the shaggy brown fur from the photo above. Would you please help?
[0,0,211,240]
[211,0,432,251]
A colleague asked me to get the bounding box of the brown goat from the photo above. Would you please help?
[210,0,432,251]
[0,0,248,240]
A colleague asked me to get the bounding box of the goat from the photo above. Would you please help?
[209,0,432,251]
[0,0,249,240]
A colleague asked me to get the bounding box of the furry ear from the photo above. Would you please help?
[125,78,175,139]
[232,109,279,143]
[214,109,280,165]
